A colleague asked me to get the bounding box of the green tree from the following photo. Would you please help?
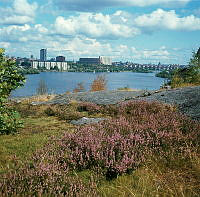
[189,47,200,67]
[0,48,25,134]
[170,48,200,88]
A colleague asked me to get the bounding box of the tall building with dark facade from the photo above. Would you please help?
[40,49,47,61]
[79,58,100,65]
[79,56,112,65]
[56,56,65,62]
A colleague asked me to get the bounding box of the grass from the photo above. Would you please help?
[0,116,72,174]
[117,87,140,91]
[0,96,200,196]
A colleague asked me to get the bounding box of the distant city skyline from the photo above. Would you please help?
[0,0,200,64]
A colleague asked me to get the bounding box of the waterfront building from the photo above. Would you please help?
[79,58,100,65]
[79,56,112,65]
[56,56,66,62]
[40,49,47,61]
[99,56,112,65]
[31,60,69,71]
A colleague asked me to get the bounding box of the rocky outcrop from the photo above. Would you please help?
[138,86,200,120]
[30,86,200,120]
[71,117,107,125]
[31,90,153,105]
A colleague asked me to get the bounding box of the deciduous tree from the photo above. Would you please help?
[0,48,25,134]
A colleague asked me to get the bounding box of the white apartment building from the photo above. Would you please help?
[99,56,112,65]
[31,61,69,71]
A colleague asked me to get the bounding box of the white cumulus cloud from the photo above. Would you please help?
[134,9,200,31]
[53,12,139,39]
[13,0,38,17]
[0,24,48,43]
[0,0,38,25]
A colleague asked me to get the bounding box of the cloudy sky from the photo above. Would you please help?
[0,0,200,64]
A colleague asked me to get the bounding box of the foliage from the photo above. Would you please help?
[0,124,98,196]
[18,67,40,75]
[73,82,85,93]
[190,47,200,67]
[170,48,200,88]
[155,70,173,79]
[61,100,199,179]
[36,79,48,95]
[44,104,83,121]
[170,67,200,88]
[90,74,107,92]
[0,49,25,100]
[0,100,200,196]
[0,106,23,135]
[0,48,25,134]
[77,102,101,114]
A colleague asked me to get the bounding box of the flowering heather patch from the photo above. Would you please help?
[0,140,99,196]
[0,100,199,195]
[59,100,200,178]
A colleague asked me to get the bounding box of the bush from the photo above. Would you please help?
[57,101,199,179]
[90,74,107,92]
[0,107,23,134]
[73,82,85,93]
[0,141,98,196]
[44,105,83,121]
[36,79,48,95]
[77,102,101,114]
[0,48,25,134]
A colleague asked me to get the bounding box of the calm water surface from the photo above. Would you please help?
[11,72,165,97]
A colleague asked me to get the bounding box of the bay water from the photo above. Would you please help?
[11,72,165,97]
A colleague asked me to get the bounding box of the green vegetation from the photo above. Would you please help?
[132,68,153,73]
[0,49,200,196]
[156,48,200,88]
[18,67,40,75]
[0,97,199,196]
[170,48,200,88]
[0,48,25,134]
[155,70,174,79]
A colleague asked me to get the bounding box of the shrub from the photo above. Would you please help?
[36,79,48,95]
[90,74,107,92]
[0,141,98,196]
[0,107,23,135]
[73,82,85,93]
[0,48,25,134]
[77,102,101,114]
[44,105,83,121]
[44,106,56,116]
[57,101,199,179]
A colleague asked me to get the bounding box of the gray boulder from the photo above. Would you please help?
[71,117,107,125]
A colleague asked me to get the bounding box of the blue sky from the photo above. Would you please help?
[0,0,200,64]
